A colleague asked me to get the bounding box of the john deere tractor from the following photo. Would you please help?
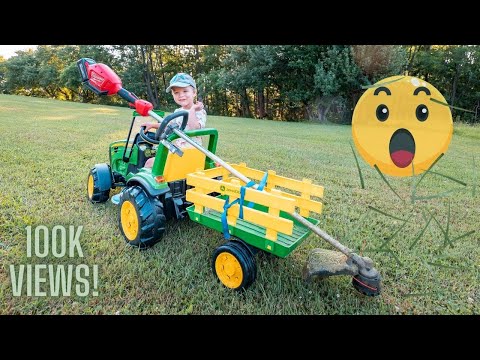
[82,58,219,249]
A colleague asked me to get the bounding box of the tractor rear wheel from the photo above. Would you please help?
[119,186,166,249]
[87,165,111,203]
[212,240,257,291]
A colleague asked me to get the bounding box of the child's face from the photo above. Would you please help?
[171,86,196,109]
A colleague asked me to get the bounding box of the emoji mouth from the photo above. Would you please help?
[389,128,415,168]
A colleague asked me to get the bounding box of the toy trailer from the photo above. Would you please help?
[185,163,324,290]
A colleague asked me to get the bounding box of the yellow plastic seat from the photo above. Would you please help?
[163,148,206,182]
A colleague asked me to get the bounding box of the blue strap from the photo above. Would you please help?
[221,196,238,240]
[248,172,268,208]
[239,180,256,219]
[258,172,269,191]
[221,180,256,239]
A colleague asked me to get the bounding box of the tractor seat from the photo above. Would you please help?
[163,148,206,182]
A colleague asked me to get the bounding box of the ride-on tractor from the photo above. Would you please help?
[79,58,382,295]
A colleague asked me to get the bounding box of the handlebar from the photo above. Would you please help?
[138,111,189,145]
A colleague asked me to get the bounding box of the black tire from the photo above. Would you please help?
[119,186,166,249]
[212,240,257,291]
[87,166,111,203]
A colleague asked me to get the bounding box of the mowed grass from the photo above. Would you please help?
[0,94,478,315]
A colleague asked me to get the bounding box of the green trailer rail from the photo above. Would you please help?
[187,201,319,258]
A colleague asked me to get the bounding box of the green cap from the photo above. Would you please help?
[166,73,196,93]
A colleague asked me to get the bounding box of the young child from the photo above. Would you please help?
[111,73,206,205]
[143,72,206,168]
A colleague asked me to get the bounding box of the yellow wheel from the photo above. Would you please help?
[87,164,112,203]
[120,201,139,241]
[118,186,166,249]
[215,252,244,289]
[212,240,256,291]
[87,175,94,199]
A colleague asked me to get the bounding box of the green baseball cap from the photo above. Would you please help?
[166,73,196,93]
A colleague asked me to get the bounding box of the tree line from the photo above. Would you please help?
[1,45,480,123]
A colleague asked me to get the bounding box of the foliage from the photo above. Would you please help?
[408,45,480,123]
[312,46,365,123]
[352,45,408,82]
[0,56,6,92]
[2,45,480,123]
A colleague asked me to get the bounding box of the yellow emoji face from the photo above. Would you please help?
[352,76,453,177]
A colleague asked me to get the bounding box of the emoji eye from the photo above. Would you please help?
[376,104,389,122]
[416,104,429,121]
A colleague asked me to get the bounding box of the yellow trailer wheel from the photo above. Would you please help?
[212,240,256,291]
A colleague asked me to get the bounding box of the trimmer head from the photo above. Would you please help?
[352,273,381,297]
[303,248,381,296]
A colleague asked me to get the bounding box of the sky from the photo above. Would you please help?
[0,45,38,59]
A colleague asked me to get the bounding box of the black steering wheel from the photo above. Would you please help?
[138,111,189,145]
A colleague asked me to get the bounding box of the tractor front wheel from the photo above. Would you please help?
[212,240,257,291]
[119,186,166,249]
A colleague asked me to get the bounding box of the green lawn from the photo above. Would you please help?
[0,94,478,314]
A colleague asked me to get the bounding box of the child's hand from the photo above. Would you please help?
[141,122,159,132]
[193,101,204,112]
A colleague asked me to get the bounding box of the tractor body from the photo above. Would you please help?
[87,110,219,247]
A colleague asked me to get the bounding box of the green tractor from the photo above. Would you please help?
[87,111,219,249]
[82,58,219,249]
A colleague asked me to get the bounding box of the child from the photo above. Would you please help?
[111,73,206,205]
[143,72,206,168]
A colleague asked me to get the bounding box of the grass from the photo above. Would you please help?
[0,94,478,315]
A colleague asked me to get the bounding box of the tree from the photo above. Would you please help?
[200,45,229,115]
[408,45,480,123]
[352,45,407,83]
[3,50,40,95]
[311,46,365,123]
[219,46,254,118]
[0,56,6,93]
[3,44,480,124]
